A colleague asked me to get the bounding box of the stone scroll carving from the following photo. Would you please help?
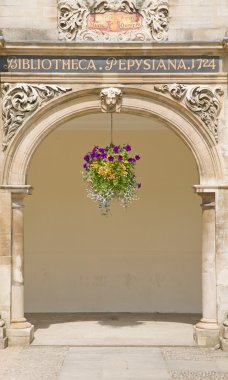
[58,0,169,42]
[2,83,72,151]
[154,84,224,142]
[100,87,122,113]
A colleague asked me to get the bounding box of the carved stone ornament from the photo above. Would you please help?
[58,0,169,42]
[100,87,123,113]
[2,83,72,151]
[154,84,224,142]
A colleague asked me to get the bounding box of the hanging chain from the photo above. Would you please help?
[110,112,114,145]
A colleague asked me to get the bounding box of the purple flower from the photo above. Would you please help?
[128,158,136,163]
[118,155,123,161]
[83,163,88,169]
[135,155,141,160]
[137,183,142,189]
[125,145,132,152]
[113,146,119,154]
[108,156,114,162]
[95,153,101,159]
[99,148,105,154]
[84,154,90,162]
[101,153,107,160]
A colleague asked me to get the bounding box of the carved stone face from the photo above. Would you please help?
[100,87,122,113]
[105,89,119,108]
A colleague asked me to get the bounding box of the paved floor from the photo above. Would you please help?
[27,313,199,346]
[0,346,228,380]
[1,314,228,379]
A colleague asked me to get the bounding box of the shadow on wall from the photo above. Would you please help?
[26,313,201,332]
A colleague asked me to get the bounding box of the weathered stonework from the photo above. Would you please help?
[58,0,169,42]
[2,83,72,151]
[154,84,224,142]
[0,0,228,351]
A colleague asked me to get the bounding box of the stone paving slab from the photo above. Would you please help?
[0,346,68,380]
[0,346,228,380]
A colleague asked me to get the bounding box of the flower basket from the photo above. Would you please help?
[82,144,141,214]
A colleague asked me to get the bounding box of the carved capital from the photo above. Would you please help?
[223,37,228,52]
[154,84,224,142]
[2,83,72,151]
[100,87,122,113]
[58,0,169,42]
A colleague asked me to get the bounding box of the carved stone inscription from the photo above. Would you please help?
[0,56,220,74]
[154,84,224,142]
[2,83,72,151]
[87,12,143,33]
[58,0,169,42]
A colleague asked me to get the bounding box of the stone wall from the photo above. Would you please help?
[0,0,227,42]
[0,0,58,41]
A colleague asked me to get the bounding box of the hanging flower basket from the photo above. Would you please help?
[82,144,141,214]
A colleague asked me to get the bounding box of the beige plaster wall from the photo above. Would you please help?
[0,0,227,41]
[24,114,202,313]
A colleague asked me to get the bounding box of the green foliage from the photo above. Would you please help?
[82,144,141,214]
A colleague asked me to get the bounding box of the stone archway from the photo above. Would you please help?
[2,87,224,185]
[0,86,225,347]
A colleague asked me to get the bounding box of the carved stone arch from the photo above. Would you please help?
[2,87,224,186]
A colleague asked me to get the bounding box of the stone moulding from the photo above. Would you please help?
[100,87,123,113]
[2,83,72,151]
[58,0,169,42]
[154,84,224,142]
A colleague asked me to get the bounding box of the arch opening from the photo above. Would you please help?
[24,113,202,317]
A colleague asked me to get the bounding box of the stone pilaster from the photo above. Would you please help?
[0,189,12,349]
[2,187,34,346]
[194,189,220,348]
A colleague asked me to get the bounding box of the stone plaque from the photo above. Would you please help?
[58,0,169,42]
[86,12,143,33]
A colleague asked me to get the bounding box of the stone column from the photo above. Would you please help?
[222,319,228,351]
[0,189,12,349]
[194,189,220,347]
[7,189,34,346]
[11,194,29,327]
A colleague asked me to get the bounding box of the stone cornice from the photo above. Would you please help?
[0,185,33,194]
[223,37,228,52]
[194,185,228,192]
[0,40,227,56]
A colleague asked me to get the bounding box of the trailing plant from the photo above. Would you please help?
[82,144,141,214]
